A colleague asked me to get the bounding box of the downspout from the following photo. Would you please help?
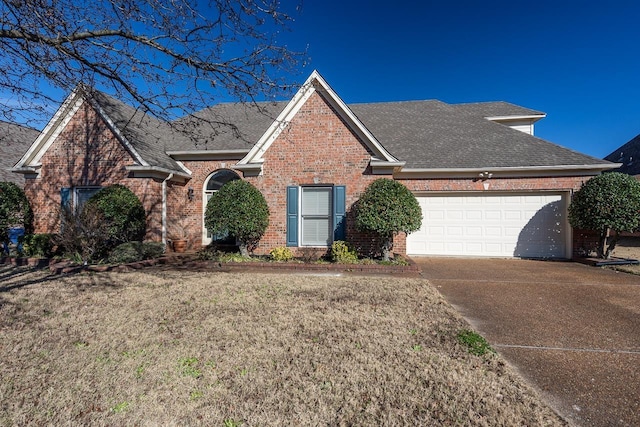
[162,173,174,245]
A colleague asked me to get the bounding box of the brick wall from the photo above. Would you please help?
[24,102,163,240]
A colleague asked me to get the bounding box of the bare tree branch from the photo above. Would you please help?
[0,0,305,125]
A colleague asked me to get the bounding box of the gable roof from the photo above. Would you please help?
[13,86,190,181]
[14,71,616,181]
[87,90,186,173]
[236,70,402,175]
[604,133,640,175]
[0,121,39,185]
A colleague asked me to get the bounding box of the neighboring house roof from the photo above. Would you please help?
[604,133,640,175]
[0,121,39,185]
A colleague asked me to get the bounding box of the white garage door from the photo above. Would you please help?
[407,193,568,258]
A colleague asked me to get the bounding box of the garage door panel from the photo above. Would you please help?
[407,193,567,258]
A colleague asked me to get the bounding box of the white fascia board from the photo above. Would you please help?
[237,70,399,167]
[126,165,191,182]
[310,71,399,163]
[167,149,250,161]
[233,160,264,177]
[485,114,546,123]
[370,160,406,175]
[15,87,85,168]
[237,73,317,166]
[85,95,149,167]
[394,163,620,179]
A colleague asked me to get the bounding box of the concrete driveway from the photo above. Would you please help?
[417,258,640,427]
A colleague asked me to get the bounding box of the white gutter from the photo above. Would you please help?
[394,163,620,179]
[161,173,174,245]
[167,149,250,160]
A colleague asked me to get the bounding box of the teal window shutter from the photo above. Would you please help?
[60,187,71,211]
[286,186,299,246]
[333,185,346,241]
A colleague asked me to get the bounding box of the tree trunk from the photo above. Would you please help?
[381,235,393,261]
[604,229,619,259]
[239,243,250,258]
[598,228,619,259]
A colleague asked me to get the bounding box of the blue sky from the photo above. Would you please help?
[278,1,640,159]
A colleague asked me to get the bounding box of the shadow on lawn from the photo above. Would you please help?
[0,265,60,293]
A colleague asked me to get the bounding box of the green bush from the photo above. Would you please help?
[205,180,269,257]
[85,184,146,249]
[356,179,422,261]
[330,240,358,263]
[108,241,165,264]
[270,246,293,262]
[0,181,33,248]
[568,172,640,259]
[20,234,55,258]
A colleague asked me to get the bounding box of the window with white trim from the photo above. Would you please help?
[286,185,346,247]
[301,187,332,246]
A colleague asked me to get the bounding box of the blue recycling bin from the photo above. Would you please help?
[9,227,25,244]
[3,227,25,255]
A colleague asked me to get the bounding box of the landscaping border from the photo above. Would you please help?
[0,253,421,276]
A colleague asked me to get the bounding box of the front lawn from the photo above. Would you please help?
[0,266,565,425]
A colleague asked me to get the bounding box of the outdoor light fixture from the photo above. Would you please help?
[187,187,194,201]
[474,171,493,182]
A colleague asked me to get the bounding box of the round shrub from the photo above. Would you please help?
[0,181,33,248]
[204,180,269,257]
[270,246,294,262]
[356,178,422,260]
[569,172,640,258]
[85,184,146,248]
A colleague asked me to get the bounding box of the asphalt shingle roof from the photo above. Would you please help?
[171,102,287,151]
[85,89,609,171]
[89,91,185,171]
[452,101,544,118]
[0,121,39,185]
[349,100,605,169]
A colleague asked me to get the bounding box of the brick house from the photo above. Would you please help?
[12,71,616,258]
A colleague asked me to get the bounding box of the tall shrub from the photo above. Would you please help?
[204,180,269,257]
[356,178,422,261]
[0,181,33,250]
[58,184,145,263]
[568,172,640,259]
[85,184,146,247]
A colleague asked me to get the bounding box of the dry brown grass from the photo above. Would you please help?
[607,237,640,275]
[0,266,565,426]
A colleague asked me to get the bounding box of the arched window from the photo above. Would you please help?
[202,169,240,244]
